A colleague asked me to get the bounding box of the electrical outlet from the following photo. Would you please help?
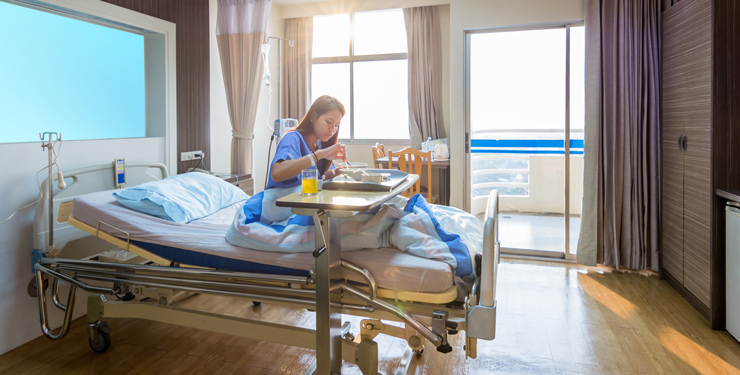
[180,150,203,161]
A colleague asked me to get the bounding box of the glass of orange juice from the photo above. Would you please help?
[302,169,319,196]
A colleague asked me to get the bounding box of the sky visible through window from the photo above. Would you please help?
[312,10,410,140]
[471,27,585,140]
[0,2,145,143]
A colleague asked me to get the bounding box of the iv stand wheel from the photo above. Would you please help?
[88,322,112,353]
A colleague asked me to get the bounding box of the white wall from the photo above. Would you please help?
[210,1,284,194]
[0,138,164,356]
[0,0,176,356]
[208,0,231,174]
[449,0,585,209]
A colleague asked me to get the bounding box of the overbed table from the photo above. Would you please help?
[276,174,419,374]
[374,156,450,205]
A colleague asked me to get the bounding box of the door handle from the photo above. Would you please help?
[678,134,687,151]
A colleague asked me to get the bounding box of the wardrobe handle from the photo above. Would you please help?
[682,134,687,151]
[678,134,686,151]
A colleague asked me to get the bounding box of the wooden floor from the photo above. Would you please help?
[3,259,740,374]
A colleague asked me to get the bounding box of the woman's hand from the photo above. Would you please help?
[318,143,348,162]
[323,166,344,180]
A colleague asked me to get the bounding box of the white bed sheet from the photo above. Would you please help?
[71,190,455,293]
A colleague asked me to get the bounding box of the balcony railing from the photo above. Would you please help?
[470,130,585,215]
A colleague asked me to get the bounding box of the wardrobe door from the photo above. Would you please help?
[674,0,713,307]
[661,3,688,281]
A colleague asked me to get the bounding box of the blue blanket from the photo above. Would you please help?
[225,187,481,288]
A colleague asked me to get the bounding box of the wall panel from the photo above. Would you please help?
[104,0,211,174]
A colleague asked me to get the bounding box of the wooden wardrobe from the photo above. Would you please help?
[661,0,740,329]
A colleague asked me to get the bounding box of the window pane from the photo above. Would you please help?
[312,14,349,58]
[353,9,407,56]
[569,26,585,131]
[569,26,585,255]
[311,63,350,139]
[470,28,566,253]
[353,60,409,139]
[470,28,566,132]
[0,1,145,143]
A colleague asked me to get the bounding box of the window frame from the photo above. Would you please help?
[312,11,410,145]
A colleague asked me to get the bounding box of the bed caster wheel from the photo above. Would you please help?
[252,301,261,307]
[414,347,424,356]
[89,322,112,353]
[27,276,48,298]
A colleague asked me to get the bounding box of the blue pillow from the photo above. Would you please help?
[113,173,248,223]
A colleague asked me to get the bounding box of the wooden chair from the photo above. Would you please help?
[388,147,438,203]
[371,143,386,169]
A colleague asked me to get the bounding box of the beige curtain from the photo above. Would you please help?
[216,0,271,175]
[281,17,312,119]
[578,0,662,271]
[404,6,445,148]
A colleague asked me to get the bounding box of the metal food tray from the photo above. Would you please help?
[322,169,409,191]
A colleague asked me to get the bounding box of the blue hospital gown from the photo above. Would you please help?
[265,131,332,190]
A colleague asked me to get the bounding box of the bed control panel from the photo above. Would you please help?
[113,159,126,188]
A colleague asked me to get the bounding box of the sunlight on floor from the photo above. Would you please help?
[658,326,740,375]
[580,272,640,321]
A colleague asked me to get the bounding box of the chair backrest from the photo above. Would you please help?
[388,147,431,198]
[371,143,386,168]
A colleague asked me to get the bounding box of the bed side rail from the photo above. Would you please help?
[466,190,499,341]
[32,162,168,253]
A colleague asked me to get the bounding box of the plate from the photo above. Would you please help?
[337,162,368,169]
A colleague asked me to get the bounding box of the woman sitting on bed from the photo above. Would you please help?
[266,95,348,189]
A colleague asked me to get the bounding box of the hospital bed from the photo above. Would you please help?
[30,162,499,374]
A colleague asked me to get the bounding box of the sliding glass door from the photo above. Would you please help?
[464,24,584,259]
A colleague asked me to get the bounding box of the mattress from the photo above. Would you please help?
[71,190,455,293]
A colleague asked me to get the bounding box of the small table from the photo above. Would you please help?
[276,174,419,374]
[213,173,254,196]
[374,156,450,205]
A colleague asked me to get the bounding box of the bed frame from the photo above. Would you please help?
[30,162,499,375]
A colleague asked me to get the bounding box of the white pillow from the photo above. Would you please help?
[113,173,248,223]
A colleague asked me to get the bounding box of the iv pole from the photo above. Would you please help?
[265,35,294,117]
[262,36,294,190]
[39,132,60,256]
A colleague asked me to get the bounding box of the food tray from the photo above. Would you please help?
[322,169,409,192]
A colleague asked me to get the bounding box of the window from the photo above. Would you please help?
[312,9,409,142]
[0,1,146,143]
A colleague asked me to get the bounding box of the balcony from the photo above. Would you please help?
[471,130,583,256]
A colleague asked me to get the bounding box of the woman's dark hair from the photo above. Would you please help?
[293,95,345,175]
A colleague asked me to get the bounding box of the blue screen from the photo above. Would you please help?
[0,2,146,143]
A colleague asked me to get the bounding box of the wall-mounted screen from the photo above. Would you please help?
[0,1,146,143]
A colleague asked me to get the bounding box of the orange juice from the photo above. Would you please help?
[302,177,318,195]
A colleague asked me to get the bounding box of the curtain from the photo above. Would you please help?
[578,0,661,271]
[404,6,445,148]
[216,0,271,175]
[281,17,312,119]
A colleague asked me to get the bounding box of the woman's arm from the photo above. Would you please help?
[270,154,315,183]
[270,144,347,183]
